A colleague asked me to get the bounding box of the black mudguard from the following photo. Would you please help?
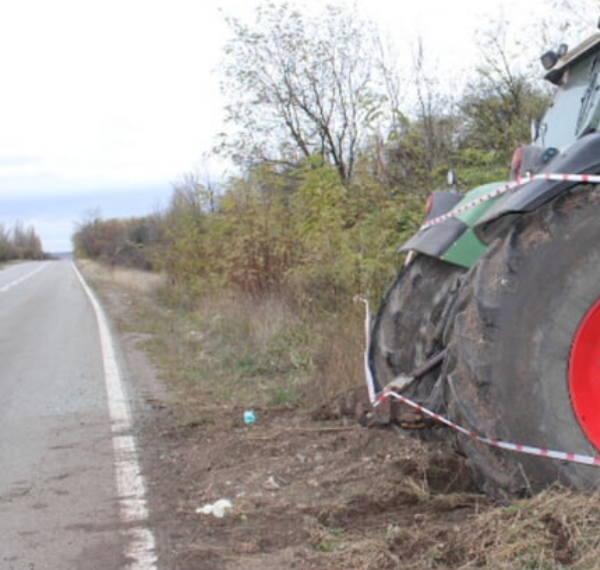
[400,133,600,259]
[400,217,468,260]
[476,133,600,230]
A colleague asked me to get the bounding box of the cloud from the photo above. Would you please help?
[0,0,230,198]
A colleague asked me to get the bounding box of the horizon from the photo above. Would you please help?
[1,184,174,253]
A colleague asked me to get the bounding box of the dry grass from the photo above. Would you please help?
[312,485,600,570]
[358,485,600,570]
[140,284,369,414]
[77,259,164,295]
[457,487,600,569]
[308,303,366,408]
[78,260,339,411]
[78,260,368,415]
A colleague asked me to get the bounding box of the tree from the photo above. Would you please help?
[0,224,14,261]
[454,20,552,185]
[380,39,462,194]
[11,221,44,260]
[72,211,161,269]
[160,173,210,285]
[219,2,400,185]
[215,163,297,294]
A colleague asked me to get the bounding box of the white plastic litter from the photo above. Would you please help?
[196,498,233,518]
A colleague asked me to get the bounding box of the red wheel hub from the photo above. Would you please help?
[569,297,600,450]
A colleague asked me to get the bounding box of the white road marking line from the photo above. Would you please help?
[72,263,158,569]
[0,262,48,293]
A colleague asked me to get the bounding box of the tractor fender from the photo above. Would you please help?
[399,133,600,266]
[398,181,506,266]
[399,216,468,262]
[475,132,600,230]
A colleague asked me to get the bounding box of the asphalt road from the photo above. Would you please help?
[0,261,155,570]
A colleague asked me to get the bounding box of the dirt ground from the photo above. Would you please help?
[140,403,491,570]
[91,279,495,570]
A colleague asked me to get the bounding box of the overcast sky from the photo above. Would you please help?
[0,0,593,252]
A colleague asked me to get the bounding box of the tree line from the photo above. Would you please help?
[0,222,45,262]
[73,1,583,308]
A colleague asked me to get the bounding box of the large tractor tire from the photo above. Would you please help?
[368,255,465,427]
[444,186,600,499]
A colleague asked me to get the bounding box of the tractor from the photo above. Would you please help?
[367,23,600,499]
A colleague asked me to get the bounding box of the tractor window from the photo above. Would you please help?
[540,49,600,149]
[575,55,600,136]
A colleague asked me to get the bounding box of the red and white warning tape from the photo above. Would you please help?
[356,297,600,468]
[421,172,600,230]
[357,295,378,406]
[381,389,600,468]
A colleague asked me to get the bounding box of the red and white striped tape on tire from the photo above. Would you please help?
[379,389,600,468]
[356,296,600,468]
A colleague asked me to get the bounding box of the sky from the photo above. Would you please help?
[0,0,593,252]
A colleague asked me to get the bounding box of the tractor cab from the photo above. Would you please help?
[539,32,600,149]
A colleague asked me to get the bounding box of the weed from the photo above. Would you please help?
[267,386,298,407]
[308,522,348,553]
